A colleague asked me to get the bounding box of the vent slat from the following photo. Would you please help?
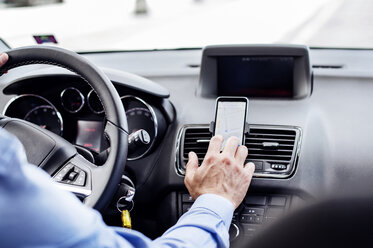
[184,147,209,150]
[249,133,296,138]
[246,138,295,142]
[248,148,293,153]
[248,154,292,159]
[185,132,212,135]
[247,142,293,147]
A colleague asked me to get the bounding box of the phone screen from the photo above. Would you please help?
[215,99,247,149]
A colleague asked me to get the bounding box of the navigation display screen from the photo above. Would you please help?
[75,120,103,152]
[217,56,294,97]
[215,100,246,148]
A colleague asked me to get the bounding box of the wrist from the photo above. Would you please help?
[195,192,238,209]
[192,194,234,228]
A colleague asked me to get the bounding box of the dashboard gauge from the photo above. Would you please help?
[121,96,158,160]
[24,105,63,135]
[87,89,104,114]
[60,87,85,113]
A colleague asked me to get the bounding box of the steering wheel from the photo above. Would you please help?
[0,46,128,210]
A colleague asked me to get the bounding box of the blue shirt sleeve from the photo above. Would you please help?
[0,129,233,248]
[152,194,233,248]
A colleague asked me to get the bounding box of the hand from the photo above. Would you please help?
[0,53,8,67]
[184,135,255,209]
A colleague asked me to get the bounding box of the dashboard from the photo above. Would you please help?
[2,45,373,245]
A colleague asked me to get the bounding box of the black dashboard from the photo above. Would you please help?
[2,45,373,245]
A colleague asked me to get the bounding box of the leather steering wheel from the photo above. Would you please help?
[0,46,128,210]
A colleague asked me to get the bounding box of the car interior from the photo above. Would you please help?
[1,0,373,247]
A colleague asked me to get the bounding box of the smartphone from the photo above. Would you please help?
[213,97,249,149]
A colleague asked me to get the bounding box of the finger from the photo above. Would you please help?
[205,135,223,156]
[235,145,248,165]
[244,162,255,176]
[185,152,199,180]
[222,136,240,157]
[0,53,8,67]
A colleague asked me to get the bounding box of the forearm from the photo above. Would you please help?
[152,194,234,248]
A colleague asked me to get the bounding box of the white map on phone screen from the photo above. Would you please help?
[215,101,246,149]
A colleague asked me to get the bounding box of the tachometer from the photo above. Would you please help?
[24,105,63,135]
[121,96,157,160]
[3,94,64,136]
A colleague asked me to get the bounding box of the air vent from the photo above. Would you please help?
[245,128,295,162]
[181,127,212,167]
[176,125,301,178]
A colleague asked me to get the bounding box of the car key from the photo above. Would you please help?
[117,194,134,229]
[121,210,132,229]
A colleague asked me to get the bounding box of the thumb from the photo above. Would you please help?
[0,53,9,67]
[244,162,255,176]
[185,152,198,178]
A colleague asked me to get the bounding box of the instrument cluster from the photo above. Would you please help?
[3,87,162,160]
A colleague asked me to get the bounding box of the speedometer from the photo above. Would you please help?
[24,105,63,135]
[121,96,157,160]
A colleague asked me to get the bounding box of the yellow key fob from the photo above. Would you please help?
[121,210,132,229]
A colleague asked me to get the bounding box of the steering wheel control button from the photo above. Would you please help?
[270,163,287,170]
[54,163,74,182]
[244,195,267,206]
[269,196,287,206]
[54,164,86,186]
[72,170,86,186]
[67,171,78,181]
[182,194,194,203]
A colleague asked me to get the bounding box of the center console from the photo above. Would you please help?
[178,192,292,244]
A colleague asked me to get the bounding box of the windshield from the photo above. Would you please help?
[0,0,370,51]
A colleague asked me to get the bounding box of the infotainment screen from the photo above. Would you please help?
[217,56,294,97]
[75,120,104,152]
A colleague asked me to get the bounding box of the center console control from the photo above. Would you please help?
[178,192,290,243]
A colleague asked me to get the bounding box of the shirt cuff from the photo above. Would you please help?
[190,194,234,229]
